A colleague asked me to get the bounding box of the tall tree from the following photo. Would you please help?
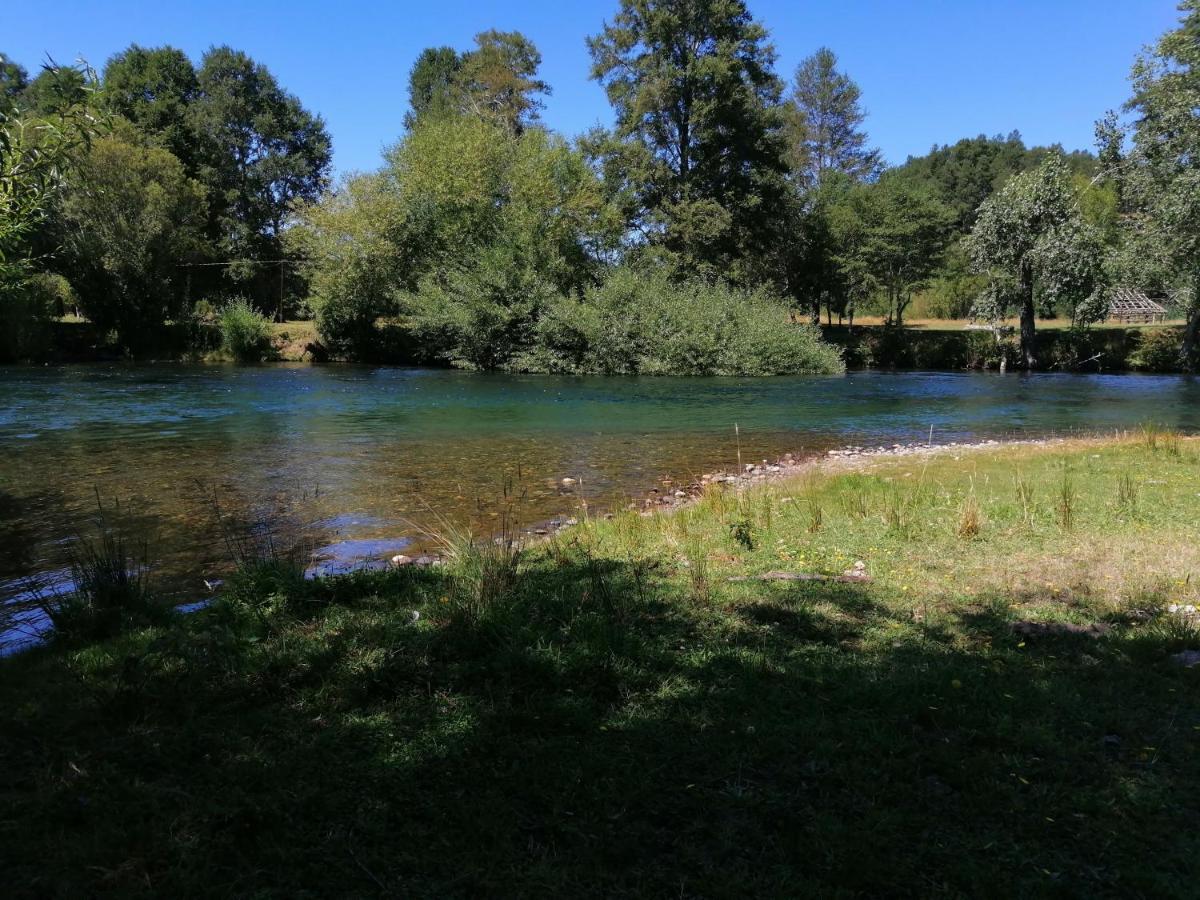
[967,154,1101,369]
[405,47,463,129]
[587,0,790,279]
[1124,0,1200,369]
[0,54,28,115]
[57,131,207,347]
[457,30,549,134]
[101,46,199,170]
[404,33,548,134]
[189,46,331,307]
[20,64,89,117]
[785,47,881,188]
[830,177,953,327]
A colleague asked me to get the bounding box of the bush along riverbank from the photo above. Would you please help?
[826,324,1190,373]
[5,433,1200,896]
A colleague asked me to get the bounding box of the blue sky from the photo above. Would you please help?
[4,1,1181,178]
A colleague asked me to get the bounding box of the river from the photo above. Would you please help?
[1,364,1197,623]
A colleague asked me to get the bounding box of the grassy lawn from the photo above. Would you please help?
[4,436,1200,896]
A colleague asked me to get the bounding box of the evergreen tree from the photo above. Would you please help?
[785,47,880,188]
[587,0,790,280]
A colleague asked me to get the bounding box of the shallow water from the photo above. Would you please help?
[1,364,1197,619]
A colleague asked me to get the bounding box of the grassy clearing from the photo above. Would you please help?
[4,437,1200,896]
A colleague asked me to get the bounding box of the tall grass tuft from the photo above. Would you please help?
[1139,421,1181,456]
[1057,475,1076,532]
[437,513,524,626]
[807,496,824,534]
[1014,473,1036,528]
[31,498,165,641]
[957,492,982,539]
[840,484,869,520]
[883,486,908,537]
[1117,471,1138,513]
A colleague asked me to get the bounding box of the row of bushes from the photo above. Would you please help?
[1,292,276,363]
[827,325,1190,373]
[343,266,846,376]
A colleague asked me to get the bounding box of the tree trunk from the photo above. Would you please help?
[1183,306,1200,373]
[1019,266,1037,370]
[1181,273,1200,373]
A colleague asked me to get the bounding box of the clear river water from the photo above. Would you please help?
[1,364,1197,635]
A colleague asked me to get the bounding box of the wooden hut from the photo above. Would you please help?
[1108,287,1168,325]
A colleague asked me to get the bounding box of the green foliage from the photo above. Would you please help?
[968,153,1103,366]
[296,114,613,358]
[1129,326,1188,371]
[529,267,845,375]
[101,45,199,169]
[829,176,954,326]
[31,502,166,642]
[0,52,28,115]
[1123,0,1200,369]
[0,272,60,361]
[57,133,207,347]
[190,47,331,268]
[219,297,272,361]
[587,0,790,279]
[784,47,881,188]
[405,32,549,134]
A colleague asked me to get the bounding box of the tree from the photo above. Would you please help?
[292,114,615,361]
[1,60,100,355]
[405,47,464,129]
[189,46,331,308]
[1124,0,1200,369]
[457,31,549,134]
[890,134,1096,232]
[967,154,1102,368]
[56,132,207,346]
[404,32,548,135]
[20,64,89,117]
[587,0,790,279]
[101,46,199,170]
[0,54,28,116]
[785,47,881,188]
[830,177,953,327]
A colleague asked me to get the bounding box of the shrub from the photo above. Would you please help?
[0,277,56,362]
[219,298,273,362]
[528,267,845,376]
[1129,327,1185,372]
[404,245,560,370]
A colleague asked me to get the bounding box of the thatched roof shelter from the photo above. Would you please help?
[1108,287,1168,324]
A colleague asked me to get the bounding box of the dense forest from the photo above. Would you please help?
[2,0,1198,372]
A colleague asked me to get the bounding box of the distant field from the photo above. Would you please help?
[840,316,1187,332]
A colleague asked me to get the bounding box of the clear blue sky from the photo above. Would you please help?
[4,0,1181,178]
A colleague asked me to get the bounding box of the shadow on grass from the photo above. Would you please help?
[3,553,1200,898]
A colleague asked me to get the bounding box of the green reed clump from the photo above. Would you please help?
[1116,471,1138,513]
[442,516,524,626]
[957,492,982,539]
[32,500,166,641]
[840,484,869,520]
[1139,421,1182,456]
[1057,475,1076,532]
[807,496,824,534]
[1014,473,1036,527]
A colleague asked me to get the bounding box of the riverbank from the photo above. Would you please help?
[4,433,1200,896]
[30,318,1196,373]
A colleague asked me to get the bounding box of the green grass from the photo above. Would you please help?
[4,437,1200,896]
